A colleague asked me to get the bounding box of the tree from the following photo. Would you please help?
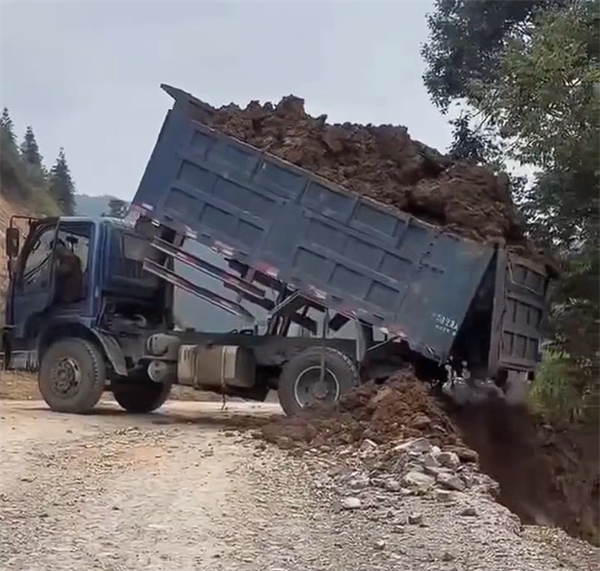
[48,148,76,215]
[0,107,16,146]
[104,198,128,218]
[422,0,571,112]
[423,0,599,419]
[447,112,503,165]
[20,126,43,169]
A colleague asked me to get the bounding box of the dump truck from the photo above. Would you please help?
[1,85,552,414]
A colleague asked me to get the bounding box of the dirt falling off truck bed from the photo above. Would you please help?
[200,95,543,259]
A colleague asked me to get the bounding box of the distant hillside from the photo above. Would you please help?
[74,193,243,332]
[74,194,115,218]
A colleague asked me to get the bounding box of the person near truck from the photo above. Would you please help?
[53,239,85,304]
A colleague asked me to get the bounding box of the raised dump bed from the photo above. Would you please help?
[129,85,549,374]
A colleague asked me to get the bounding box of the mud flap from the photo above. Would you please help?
[91,331,128,377]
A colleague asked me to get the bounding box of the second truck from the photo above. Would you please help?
[1,85,553,415]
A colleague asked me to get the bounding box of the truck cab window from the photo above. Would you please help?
[54,225,91,304]
[21,225,55,292]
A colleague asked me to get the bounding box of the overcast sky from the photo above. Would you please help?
[0,0,452,200]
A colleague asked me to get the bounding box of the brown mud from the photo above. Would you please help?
[197,93,548,262]
[259,373,599,546]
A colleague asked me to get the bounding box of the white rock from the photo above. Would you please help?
[402,470,435,493]
[423,464,449,478]
[394,438,432,455]
[359,439,379,455]
[384,479,401,492]
[349,476,370,490]
[422,452,441,469]
[436,472,466,491]
[408,512,424,525]
[435,489,455,502]
[341,497,362,510]
[437,451,460,470]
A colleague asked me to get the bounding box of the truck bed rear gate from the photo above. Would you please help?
[489,250,549,373]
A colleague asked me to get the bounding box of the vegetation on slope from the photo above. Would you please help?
[0,108,76,216]
[423,0,599,423]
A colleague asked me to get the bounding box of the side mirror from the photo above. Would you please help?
[5,227,20,258]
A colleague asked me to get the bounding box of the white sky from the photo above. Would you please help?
[0,0,453,200]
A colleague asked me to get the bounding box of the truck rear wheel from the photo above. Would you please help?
[278,347,359,416]
[112,376,172,413]
[38,338,106,414]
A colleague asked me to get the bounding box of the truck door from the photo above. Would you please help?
[8,220,59,343]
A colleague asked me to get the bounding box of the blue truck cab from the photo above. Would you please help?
[2,215,175,412]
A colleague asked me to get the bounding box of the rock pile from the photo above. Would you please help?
[330,435,500,513]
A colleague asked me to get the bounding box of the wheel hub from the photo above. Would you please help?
[294,366,340,408]
[311,379,329,400]
[51,357,81,395]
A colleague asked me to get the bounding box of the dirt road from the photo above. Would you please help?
[1,399,597,571]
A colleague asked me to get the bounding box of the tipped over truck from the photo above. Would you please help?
[1,85,553,414]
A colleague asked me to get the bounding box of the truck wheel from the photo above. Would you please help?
[278,347,359,416]
[112,377,172,413]
[38,338,106,414]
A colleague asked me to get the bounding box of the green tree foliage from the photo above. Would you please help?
[422,0,570,112]
[1,107,16,145]
[447,112,502,165]
[20,126,43,168]
[0,109,60,215]
[48,149,76,215]
[20,126,47,187]
[104,198,128,218]
[423,0,599,419]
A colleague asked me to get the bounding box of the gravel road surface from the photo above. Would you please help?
[0,399,597,571]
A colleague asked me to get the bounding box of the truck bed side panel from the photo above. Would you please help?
[132,90,495,362]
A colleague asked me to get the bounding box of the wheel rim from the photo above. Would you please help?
[293,366,340,408]
[49,357,82,397]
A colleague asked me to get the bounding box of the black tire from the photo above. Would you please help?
[38,338,106,413]
[278,347,359,416]
[112,376,172,413]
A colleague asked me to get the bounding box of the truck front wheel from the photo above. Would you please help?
[112,376,172,413]
[277,347,359,416]
[38,338,106,414]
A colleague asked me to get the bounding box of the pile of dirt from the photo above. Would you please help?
[260,370,462,450]
[198,94,544,259]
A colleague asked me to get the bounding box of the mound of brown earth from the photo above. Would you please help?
[196,93,544,260]
[259,371,463,450]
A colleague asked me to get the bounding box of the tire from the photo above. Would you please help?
[112,376,172,413]
[38,338,106,413]
[278,347,359,416]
